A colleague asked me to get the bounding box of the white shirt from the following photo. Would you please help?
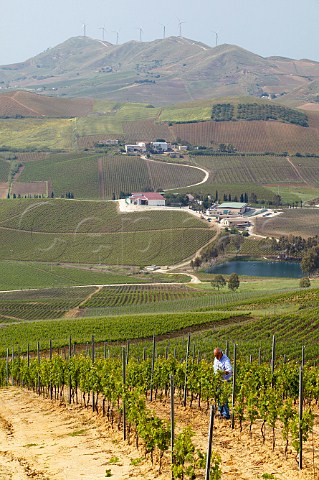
[213,353,232,381]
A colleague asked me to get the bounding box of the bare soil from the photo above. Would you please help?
[0,388,319,480]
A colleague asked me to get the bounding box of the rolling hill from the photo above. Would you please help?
[1,36,319,105]
[0,90,93,117]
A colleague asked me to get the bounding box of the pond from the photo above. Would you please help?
[206,260,303,278]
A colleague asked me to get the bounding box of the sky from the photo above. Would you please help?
[1,0,319,65]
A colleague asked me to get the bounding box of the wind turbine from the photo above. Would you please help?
[82,23,87,37]
[177,18,186,38]
[99,26,106,41]
[212,31,219,47]
[160,23,166,39]
[138,27,143,42]
[112,30,119,45]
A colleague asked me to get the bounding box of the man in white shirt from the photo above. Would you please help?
[213,347,232,419]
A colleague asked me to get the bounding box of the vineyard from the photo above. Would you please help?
[99,155,205,198]
[171,120,319,154]
[192,154,301,184]
[0,258,319,477]
[0,157,10,182]
[2,340,319,479]
[122,119,173,143]
[81,284,207,309]
[254,208,319,237]
[0,198,213,265]
[0,198,208,233]
[0,286,95,322]
[17,152,100,199]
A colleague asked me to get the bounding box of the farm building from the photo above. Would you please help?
[125,142,146,154]
[129,192,166,206]
[151,141,169,152]
[220,218,250,228]
[215,202,248,215]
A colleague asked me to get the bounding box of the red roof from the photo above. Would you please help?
[130,192,165,200]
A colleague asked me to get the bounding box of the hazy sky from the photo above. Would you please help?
[1,0,319,65]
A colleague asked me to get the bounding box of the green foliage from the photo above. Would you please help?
[211,275,226,290]
[228,273,240,291]
[0,311,237,357]
[108,456,120,464]
[211,102,308,127]
[299,277,311,288]
[301,247,319,275]
[237,103,308,127]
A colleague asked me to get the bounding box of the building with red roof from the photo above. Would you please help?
[129,192,166,206]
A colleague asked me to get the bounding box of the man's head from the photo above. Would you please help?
[214,347,223,360]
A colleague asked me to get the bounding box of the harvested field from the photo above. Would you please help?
[11,181,49,197]
[0,91,93,117]
[254,207,319,237]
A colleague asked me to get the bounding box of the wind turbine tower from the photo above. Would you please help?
[112,31,119,45]
[161,24,166,39]
[177,18,185,38]
[138,27,143,42]
[82,23,87,37]
[99,26,106,41]
[213,31,218,47]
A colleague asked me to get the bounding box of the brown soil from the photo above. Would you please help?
[0,183,9,199]
[0,388,319,480]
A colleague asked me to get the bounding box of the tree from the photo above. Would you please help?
[273,194,282,207]
[299,277,311,288]
[301,246,319,276]
[249,192,257,204]
[211,275,226,290]
[228,273,240,291]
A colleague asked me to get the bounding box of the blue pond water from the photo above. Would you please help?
[206,260,302,278]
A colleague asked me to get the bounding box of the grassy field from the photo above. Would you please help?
[0,118,75,150]
[0,261,190,291]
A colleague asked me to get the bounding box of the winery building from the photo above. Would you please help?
[129,192,166,206]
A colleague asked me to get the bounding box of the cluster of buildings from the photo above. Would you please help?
[124,141,188,154]
[210,202,251,229]
[126,196,252,231]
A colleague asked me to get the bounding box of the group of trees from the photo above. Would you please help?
[211,273,240,291]
[211,103,308,127]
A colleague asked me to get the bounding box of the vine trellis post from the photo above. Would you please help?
[231,343,237,430]
[205,404,215,480]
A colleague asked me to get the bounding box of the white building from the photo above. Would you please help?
[129,192,166,206]
[215,202,248,215]
[125,142,146,154]
[151,141,168,152]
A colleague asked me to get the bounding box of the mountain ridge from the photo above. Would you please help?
[1,36,319,106]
